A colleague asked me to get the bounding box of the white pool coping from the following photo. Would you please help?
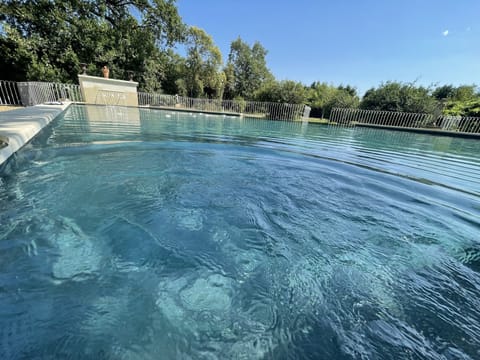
[0,102,71,166]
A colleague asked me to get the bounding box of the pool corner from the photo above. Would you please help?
[0,102,71,166]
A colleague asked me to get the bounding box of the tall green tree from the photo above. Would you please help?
[157,49,186,94]
[0,0,185,88]
[225,37,273,100]
[182,26,224,98]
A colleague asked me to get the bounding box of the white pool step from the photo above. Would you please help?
[0,103,70,166]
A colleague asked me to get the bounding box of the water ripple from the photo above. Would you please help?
[1,105,480,359]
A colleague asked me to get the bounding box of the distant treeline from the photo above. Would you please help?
[1,0,478,118]
[307,82,480,119]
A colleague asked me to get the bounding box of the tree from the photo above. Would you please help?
[454,85,477,102]
[225,37,274,100]
[324,87,360,118]
[223,62,236,100]
[308,82,336,118]
[183,26,224,98]
[360,82,436,114]
[0,0,185,88]
[307,82,359,118]
[432,85,456,101]
[255,80,307,104]
[432,84,480,117]
[443,99,480,117]
[159,49,187,94]
[338,84,357,97]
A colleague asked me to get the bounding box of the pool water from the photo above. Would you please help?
[1,105,480,359]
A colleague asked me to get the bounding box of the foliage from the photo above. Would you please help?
[360,82,437,114]
[0,0,185,89]
[225,37,274,100]
[223,62,236,100]
[443,99,480,117]
[432,85,457,101]
[182,26,224,98]
[306,82,335,118]
[338,85,357,97]
[158,50,186,94]
[307,82,359,118]
[255,80,307,104]
[233,96,247,112]
[431,84,480,117]
[453,85,478,102]
[433,84,477,101]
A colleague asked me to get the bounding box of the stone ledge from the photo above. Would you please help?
[0,103,70,166]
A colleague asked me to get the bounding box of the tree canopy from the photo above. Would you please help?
[0,0,184,88]
[224,37,274,100]
[256,80,306,104]
[306,82,359,118]
[180,26,224,98]
[360,82,437,114]
[432,85,480,117]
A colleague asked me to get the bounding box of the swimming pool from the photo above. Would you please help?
[1,104,479,359]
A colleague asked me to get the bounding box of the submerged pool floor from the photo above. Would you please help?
[1,105,480,359]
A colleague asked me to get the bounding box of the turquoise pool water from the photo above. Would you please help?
[1,105,480,359]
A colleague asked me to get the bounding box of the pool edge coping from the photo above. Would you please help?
[0,102,72,167]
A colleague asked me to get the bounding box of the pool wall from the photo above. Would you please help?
[0,103,70,166]
[78,75,139,106]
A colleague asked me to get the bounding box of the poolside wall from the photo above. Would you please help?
[78,75,139,107]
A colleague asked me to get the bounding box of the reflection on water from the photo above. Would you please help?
[0,105,480,359]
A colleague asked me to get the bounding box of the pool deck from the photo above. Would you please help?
[0,103,70,166]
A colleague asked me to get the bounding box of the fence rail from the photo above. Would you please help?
[3,80,479,132]
[1,80,309,121]
[138,92,308,121]
[0,80,22,106]
[17,82,83,106]
[330,108,480,134]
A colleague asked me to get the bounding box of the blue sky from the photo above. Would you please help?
[177,0,480,95]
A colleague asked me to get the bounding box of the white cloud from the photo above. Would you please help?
[442,30,449,37]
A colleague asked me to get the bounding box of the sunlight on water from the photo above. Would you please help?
[1,105,480,359]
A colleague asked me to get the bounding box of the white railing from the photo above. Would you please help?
[436,115,480,133]
[16,82,83,106]
[0,80,22,106]
[1,80,310,121]
[138,92,308,121]
[329,108,480,134]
